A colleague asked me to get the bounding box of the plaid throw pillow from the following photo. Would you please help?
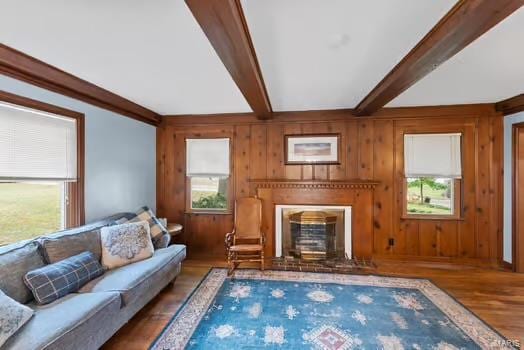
[116,206,168,241]
[23,251,104,305]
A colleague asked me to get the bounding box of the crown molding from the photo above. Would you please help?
[496,94,524,116]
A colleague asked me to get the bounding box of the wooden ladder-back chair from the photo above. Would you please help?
[225,197,265,275]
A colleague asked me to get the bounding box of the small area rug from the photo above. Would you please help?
[151,269,512,349]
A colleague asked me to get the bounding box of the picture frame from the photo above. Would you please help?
[284,133,340,165]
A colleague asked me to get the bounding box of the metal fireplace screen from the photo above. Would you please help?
[282,209,345,261]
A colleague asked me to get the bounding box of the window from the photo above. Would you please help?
[403,133,462,219]
[0,93,84,245]
[190,177,229,210]
[406,177,460,216]
[186,138,230,212]
[0,182,64,245]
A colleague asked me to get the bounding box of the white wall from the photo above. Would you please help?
[0,75,156,222]
[503,111,524,263]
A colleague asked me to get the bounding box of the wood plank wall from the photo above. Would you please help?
[157,106,504,264]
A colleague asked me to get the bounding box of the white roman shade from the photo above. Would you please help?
[0,102,77,181]
[186,138,230,177]
[404,133,462,178]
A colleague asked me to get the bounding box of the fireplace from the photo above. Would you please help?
[289,211,337,261]
[275,205,352,260]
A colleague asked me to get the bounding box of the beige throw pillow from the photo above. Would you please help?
[100,221,154,270]
[0,289,34,347]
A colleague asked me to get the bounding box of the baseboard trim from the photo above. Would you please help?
[372,254,502,269]
[501,260,514,271]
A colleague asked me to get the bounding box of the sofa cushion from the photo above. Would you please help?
[24,252,104,305]
[0,241,45,304]
[39,212,133,242]
[80,245,186,306]
[40,229,102,264]
[101,222,155,270]
[1,292,121,350]
[0,290,34,347]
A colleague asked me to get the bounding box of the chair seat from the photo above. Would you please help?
[229,244,263,252]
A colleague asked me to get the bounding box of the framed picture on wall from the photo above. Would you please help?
[284,133,340,165]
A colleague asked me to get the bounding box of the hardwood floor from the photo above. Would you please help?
[103,259,524,349]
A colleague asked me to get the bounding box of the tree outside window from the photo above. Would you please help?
[406,177,453,216]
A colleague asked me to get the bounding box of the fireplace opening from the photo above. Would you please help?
[278,206,350,261]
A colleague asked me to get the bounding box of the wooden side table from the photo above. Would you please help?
[167,223,183,240]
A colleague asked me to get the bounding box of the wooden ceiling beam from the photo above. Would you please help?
[355,0,524,116]
[0,44,162,126]
[496,94,524,115]
[185,0,272,120]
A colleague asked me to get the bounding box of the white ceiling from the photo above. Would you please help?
[389,6,524,107]
[0,0,522,115]
[241,0,457,111]
[0,0,251,115]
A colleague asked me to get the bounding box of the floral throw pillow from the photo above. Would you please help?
[0,290,33,347]
[100,221,154,270]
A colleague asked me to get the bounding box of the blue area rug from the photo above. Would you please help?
[152,269,512,349]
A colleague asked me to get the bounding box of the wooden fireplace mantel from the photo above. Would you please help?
[250,179,376,259]
[249,179,379,190]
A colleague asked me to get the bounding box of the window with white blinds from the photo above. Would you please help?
[186,138,230,177]
[0,101,77,181]
[404,133,462,178]
[186,138,230,211]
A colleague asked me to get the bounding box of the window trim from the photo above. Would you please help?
[185,136,233,215]
[0,90,85,228]
[402,130,467,221]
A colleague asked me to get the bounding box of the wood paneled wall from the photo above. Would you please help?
[157,106,504,264]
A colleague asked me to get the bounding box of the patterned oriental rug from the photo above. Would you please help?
[151,269,513,350]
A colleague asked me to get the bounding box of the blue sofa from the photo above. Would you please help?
[0,213,186,350]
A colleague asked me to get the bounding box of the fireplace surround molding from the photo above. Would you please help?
[250,179,376,259]
[250,179,379,190]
